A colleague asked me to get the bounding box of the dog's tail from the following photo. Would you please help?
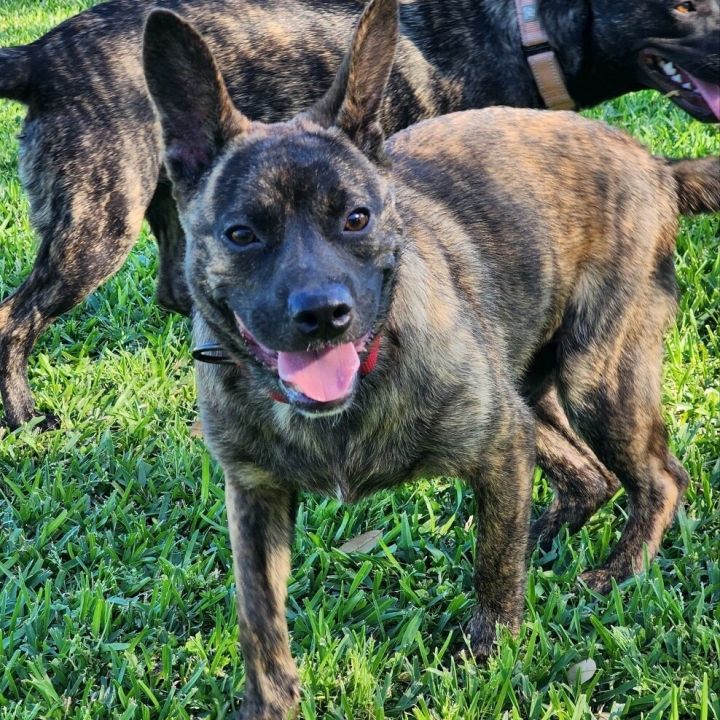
[0,46,33,103]
[666,157,720,215]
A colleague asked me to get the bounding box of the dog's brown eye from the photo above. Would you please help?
[674,1,695,13]
[344,208,370,232]
[225,225,257,247]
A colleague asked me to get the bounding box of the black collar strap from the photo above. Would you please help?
[192,342,236,365]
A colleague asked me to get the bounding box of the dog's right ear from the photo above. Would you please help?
[143,10,250,195]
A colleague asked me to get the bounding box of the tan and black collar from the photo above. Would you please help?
[514,0,575,111]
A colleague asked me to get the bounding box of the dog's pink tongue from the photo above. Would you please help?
[278,344,360,402]
[688,72,720,121]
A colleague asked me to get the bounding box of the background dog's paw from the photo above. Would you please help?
[37,412,61,432]
[3,410,61,433]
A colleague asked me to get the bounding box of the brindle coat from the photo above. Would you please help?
[142,1,719,716]
[0,0,719,430]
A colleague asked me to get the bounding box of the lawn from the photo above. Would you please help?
[0,1,719,719]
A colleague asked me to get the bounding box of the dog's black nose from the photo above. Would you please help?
[288,285,354,339]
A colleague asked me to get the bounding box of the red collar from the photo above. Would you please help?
[359,333,383,377]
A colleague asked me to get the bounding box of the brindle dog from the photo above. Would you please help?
[0,0,719,431]
[142,1,719,716]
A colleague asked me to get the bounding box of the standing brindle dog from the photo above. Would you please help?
[141,0,719,716]
[0,0,719,431]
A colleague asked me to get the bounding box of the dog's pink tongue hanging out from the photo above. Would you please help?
[685,71,720,122]
[278,345,360,402]
[689,73,720,121]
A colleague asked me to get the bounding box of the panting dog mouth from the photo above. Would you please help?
[640,50,720,121]
[233,312,374,413]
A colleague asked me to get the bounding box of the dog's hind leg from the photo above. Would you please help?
[530,385,620,552]
[145,176,192,316]
[556,298,689,593]
[0,211,148,430]
[0,119,158,429]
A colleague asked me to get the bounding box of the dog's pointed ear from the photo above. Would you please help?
[143,10,250,194]
[305,0,399,163]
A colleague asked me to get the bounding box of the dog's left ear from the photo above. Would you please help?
[143,10,250,196]
[305,0,399,163]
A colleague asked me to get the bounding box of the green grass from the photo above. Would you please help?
[1,2,719,718]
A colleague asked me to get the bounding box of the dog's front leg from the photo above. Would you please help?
[225,476,300,720]
[466,409,535,661]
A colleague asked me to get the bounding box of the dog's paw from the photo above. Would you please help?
[579,568,614,594]
[528,515,560,555]
[461,613,498,665]
[155,281,192,316]
[3,410,61,433]
[453,643,491,666]
[37,412,61,432]
[580,561,636,594]
[235,680,300,720]
[235,703,298,720]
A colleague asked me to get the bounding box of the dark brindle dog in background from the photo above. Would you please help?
[141,0,719,715]
[0,0,719,431]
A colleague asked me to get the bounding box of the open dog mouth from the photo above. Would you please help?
[640,50,720,121]
[234,312,373,413]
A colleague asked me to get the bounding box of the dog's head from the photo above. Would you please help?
[144,0,402,417]
[593,0,719,121]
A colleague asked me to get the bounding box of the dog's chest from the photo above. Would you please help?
[270,402,430,500]
[266,389,488,500]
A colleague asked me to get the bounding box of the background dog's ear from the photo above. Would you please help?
[305,0,399,163]
[143,10,250,195]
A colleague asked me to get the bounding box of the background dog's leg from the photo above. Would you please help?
[0,116,158,430]
[225,479,300,720]
[0,200,148,430]
[530,385,620,552]
[557,320,689,594]
[145,177,192,316]
[465,404,534,660]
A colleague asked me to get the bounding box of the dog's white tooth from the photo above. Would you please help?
[672,73,682,83]
[661,61,676,75]
[682,82,693,90]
